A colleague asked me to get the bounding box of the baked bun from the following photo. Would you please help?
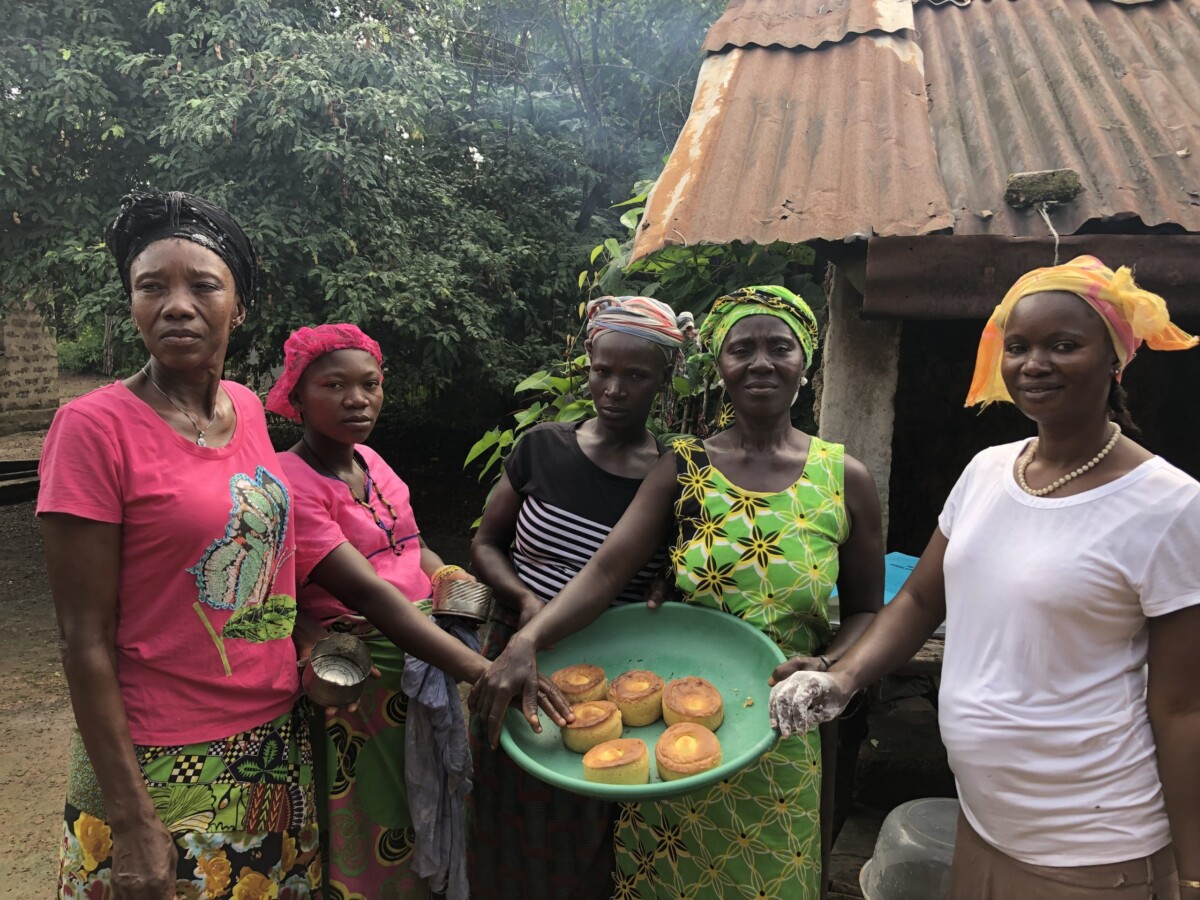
[582,738,650,785]
[662,676,723,731]
[562,701,623,753]
[607,670,665,726]
[655,723,722,782]
[551,664,609,704]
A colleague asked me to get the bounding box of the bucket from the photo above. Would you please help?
[859,798,959,900]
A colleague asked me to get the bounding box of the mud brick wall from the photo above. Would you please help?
[0,305,58,437]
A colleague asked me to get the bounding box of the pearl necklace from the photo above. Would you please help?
[1017,423,1121,497]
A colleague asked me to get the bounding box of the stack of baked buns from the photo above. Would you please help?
[551,664,725,786]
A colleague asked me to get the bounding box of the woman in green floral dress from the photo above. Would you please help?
[473,286,885,899]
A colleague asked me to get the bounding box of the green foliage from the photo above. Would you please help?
[463,346,591,483]
[466,178,829,482]
[3,0,721,417]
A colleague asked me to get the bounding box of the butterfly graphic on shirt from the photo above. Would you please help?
[187,467,297,674]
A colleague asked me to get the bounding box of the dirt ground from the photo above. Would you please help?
[0,375,111,896]
[0,373,488,895]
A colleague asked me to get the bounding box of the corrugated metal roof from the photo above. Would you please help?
[632,0,1200,260]
[703,0,914,53]
[920,0,1200,238]
[634,35,953,256]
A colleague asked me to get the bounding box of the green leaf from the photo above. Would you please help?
[589,244,605,265]
[477,445,504,481]
[612,191,649,208]
[555,399,593,422]
[221,594,297,643]
[619,207,643,230]
[463,428,501,467]
[512,401,545,428]
[513,371,553,393]
[603,238,621,259]
[59,48,71,60]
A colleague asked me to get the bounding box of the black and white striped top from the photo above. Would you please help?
[505,422,667,604]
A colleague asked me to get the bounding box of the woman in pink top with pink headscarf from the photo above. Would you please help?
[267,324,567,900]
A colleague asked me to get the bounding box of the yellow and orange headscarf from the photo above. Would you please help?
[966,255,1197,406]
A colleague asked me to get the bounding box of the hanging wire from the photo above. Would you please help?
[1036,202,1061,266]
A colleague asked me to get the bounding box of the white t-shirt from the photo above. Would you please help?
[938,441,1200,867]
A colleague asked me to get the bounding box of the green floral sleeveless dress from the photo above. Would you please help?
[613,435,848,900]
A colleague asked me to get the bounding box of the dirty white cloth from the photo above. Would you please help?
[401,616,481,900]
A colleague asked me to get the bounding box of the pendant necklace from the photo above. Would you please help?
[142,365,217,446]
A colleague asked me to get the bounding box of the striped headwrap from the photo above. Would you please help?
[698,285,819,364]
[966,255,1197,406]
[585,296,686,362]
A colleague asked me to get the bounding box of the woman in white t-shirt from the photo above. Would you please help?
[767,256,1200,899]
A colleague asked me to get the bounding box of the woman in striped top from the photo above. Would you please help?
[467,296,685,900]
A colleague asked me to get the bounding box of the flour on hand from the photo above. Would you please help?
[768,671,850,737]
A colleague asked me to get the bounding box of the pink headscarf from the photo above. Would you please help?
[265,323,383,422]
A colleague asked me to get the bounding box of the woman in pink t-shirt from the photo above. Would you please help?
[265,324,566,899]
[39,191,321,898]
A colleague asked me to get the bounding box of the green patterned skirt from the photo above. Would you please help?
[58,704,320,899]
[613,731,822,900]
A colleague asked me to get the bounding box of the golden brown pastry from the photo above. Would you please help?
[582,738,650,785]
[607,670,665,727]
[662,676,724,731]
[550,663,609,704]
[655,723,722,782]
[561,700,623,753]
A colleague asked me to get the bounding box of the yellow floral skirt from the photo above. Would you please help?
[58,705,320,899]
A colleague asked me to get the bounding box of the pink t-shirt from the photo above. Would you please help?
[277,445,431,624]
[37,381,300,745]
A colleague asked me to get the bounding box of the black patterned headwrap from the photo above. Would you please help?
[106,190,259,309]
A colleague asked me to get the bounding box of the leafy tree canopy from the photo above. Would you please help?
[1,0,721,424]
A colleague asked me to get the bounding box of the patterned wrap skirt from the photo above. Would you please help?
[318,620,426,900]
[58,704,320,899]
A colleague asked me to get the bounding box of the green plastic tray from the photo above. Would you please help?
[498,602,785,801]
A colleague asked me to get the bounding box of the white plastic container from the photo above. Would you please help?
[859,798,960,900]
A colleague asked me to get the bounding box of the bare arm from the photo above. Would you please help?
[41,514,178,900]
[417,536,446,576]
[471,473,543,627]
[834,527,948,692]
[470,452,677,745]
[824,455,884,659]
[769,527,947,736]
[308,543,487,683]
[1147,604,1200,896]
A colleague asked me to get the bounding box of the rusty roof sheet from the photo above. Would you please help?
[633,35,953,256]
[632,0,1200,260]
[703,0,914,53]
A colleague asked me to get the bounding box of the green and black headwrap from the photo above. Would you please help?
[697,285,819,364]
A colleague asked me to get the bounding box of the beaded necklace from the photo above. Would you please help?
[1016,423,1121,497]
[301,437,407,555]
